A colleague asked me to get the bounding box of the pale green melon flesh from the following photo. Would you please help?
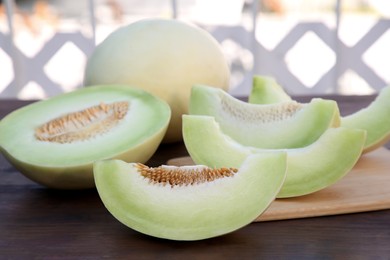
[189,85,340,149]
[248,75,292,105]
[182,115,366,198]
[0,86,171,189]
[248,75,292,104]
[93,152,287,241]
[248,79,390,153]
[341,86,390,153]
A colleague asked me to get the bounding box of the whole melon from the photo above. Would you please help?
[84,18,230,143]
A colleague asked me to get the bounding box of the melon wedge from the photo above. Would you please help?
[93,152,287,241]
[341,86,390,152]
[248,78,390,153]
[248,75,292,105]
[182,115,366,198]
[0,86,171,189]
[189,85,340,149]
[248,75,292,104]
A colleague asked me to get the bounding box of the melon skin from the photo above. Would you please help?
[189,85,340,149]
[182,115,366,198]
[84,18,230,143]
[248,76,390,153]
[0,132,166,189]
[93,152,287,241]
[0,86,171,189]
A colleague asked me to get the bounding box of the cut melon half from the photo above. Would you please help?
[189,85,340,149]
[93,152,287,241]
[182,115,366,198]
[248,78,390,153]
[0,86,171,189]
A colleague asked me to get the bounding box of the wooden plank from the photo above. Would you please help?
[167,148,390,221]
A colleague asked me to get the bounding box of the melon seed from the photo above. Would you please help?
[35,101,129,143]
[221,97,303,123]
[136,163,238,187]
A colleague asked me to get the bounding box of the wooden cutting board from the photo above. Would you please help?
[167,148,390,222]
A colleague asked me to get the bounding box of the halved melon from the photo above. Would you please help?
[182,115,366,198]
[248,75,292,104]
[93,152,287,241]
[248,78,390,153]
[0,86,171,189]
[189,85,340,149]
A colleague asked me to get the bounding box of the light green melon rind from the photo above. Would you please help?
[0,86,171,189]
[189,85,340,149]
[93,152,287,241]
[341,86,390,153]
[182,115,366,198]
[248,75,292,104]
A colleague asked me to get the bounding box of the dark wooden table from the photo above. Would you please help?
[1,95,389,259]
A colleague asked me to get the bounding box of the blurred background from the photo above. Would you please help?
[0,0,389,99]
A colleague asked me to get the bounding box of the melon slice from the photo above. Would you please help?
[341,86,390,152]
[0,86,171,189]
[182,115,366,198]
[93,152,287,241]
[248,75,291,105]
[189,85,340,149]
[248,78,390,153]
[248,75,292,104]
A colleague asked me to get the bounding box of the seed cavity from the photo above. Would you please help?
[35,101,129,143]
[221,95,303,123]
[136,163,238,187]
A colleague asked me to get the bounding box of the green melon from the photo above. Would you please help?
[189,85,340,149]
[182,115,366,198]
[93,152,287,241]
[248,75,292,104]
[248,77,390,153]
[84,18,230,143]
[0,86,171,189]
[341,86,390,152]
[248,75,291,105]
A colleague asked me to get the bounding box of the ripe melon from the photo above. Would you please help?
[341,86,390,152]
[93,152,287,240]
[248,76,390,153]
[84,18,230,143]
[248,75,292,104]
[182,115,366,198]
[189,85,340,149]
[0,86,171,189]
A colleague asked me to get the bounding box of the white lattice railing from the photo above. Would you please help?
[0,0,389,99]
